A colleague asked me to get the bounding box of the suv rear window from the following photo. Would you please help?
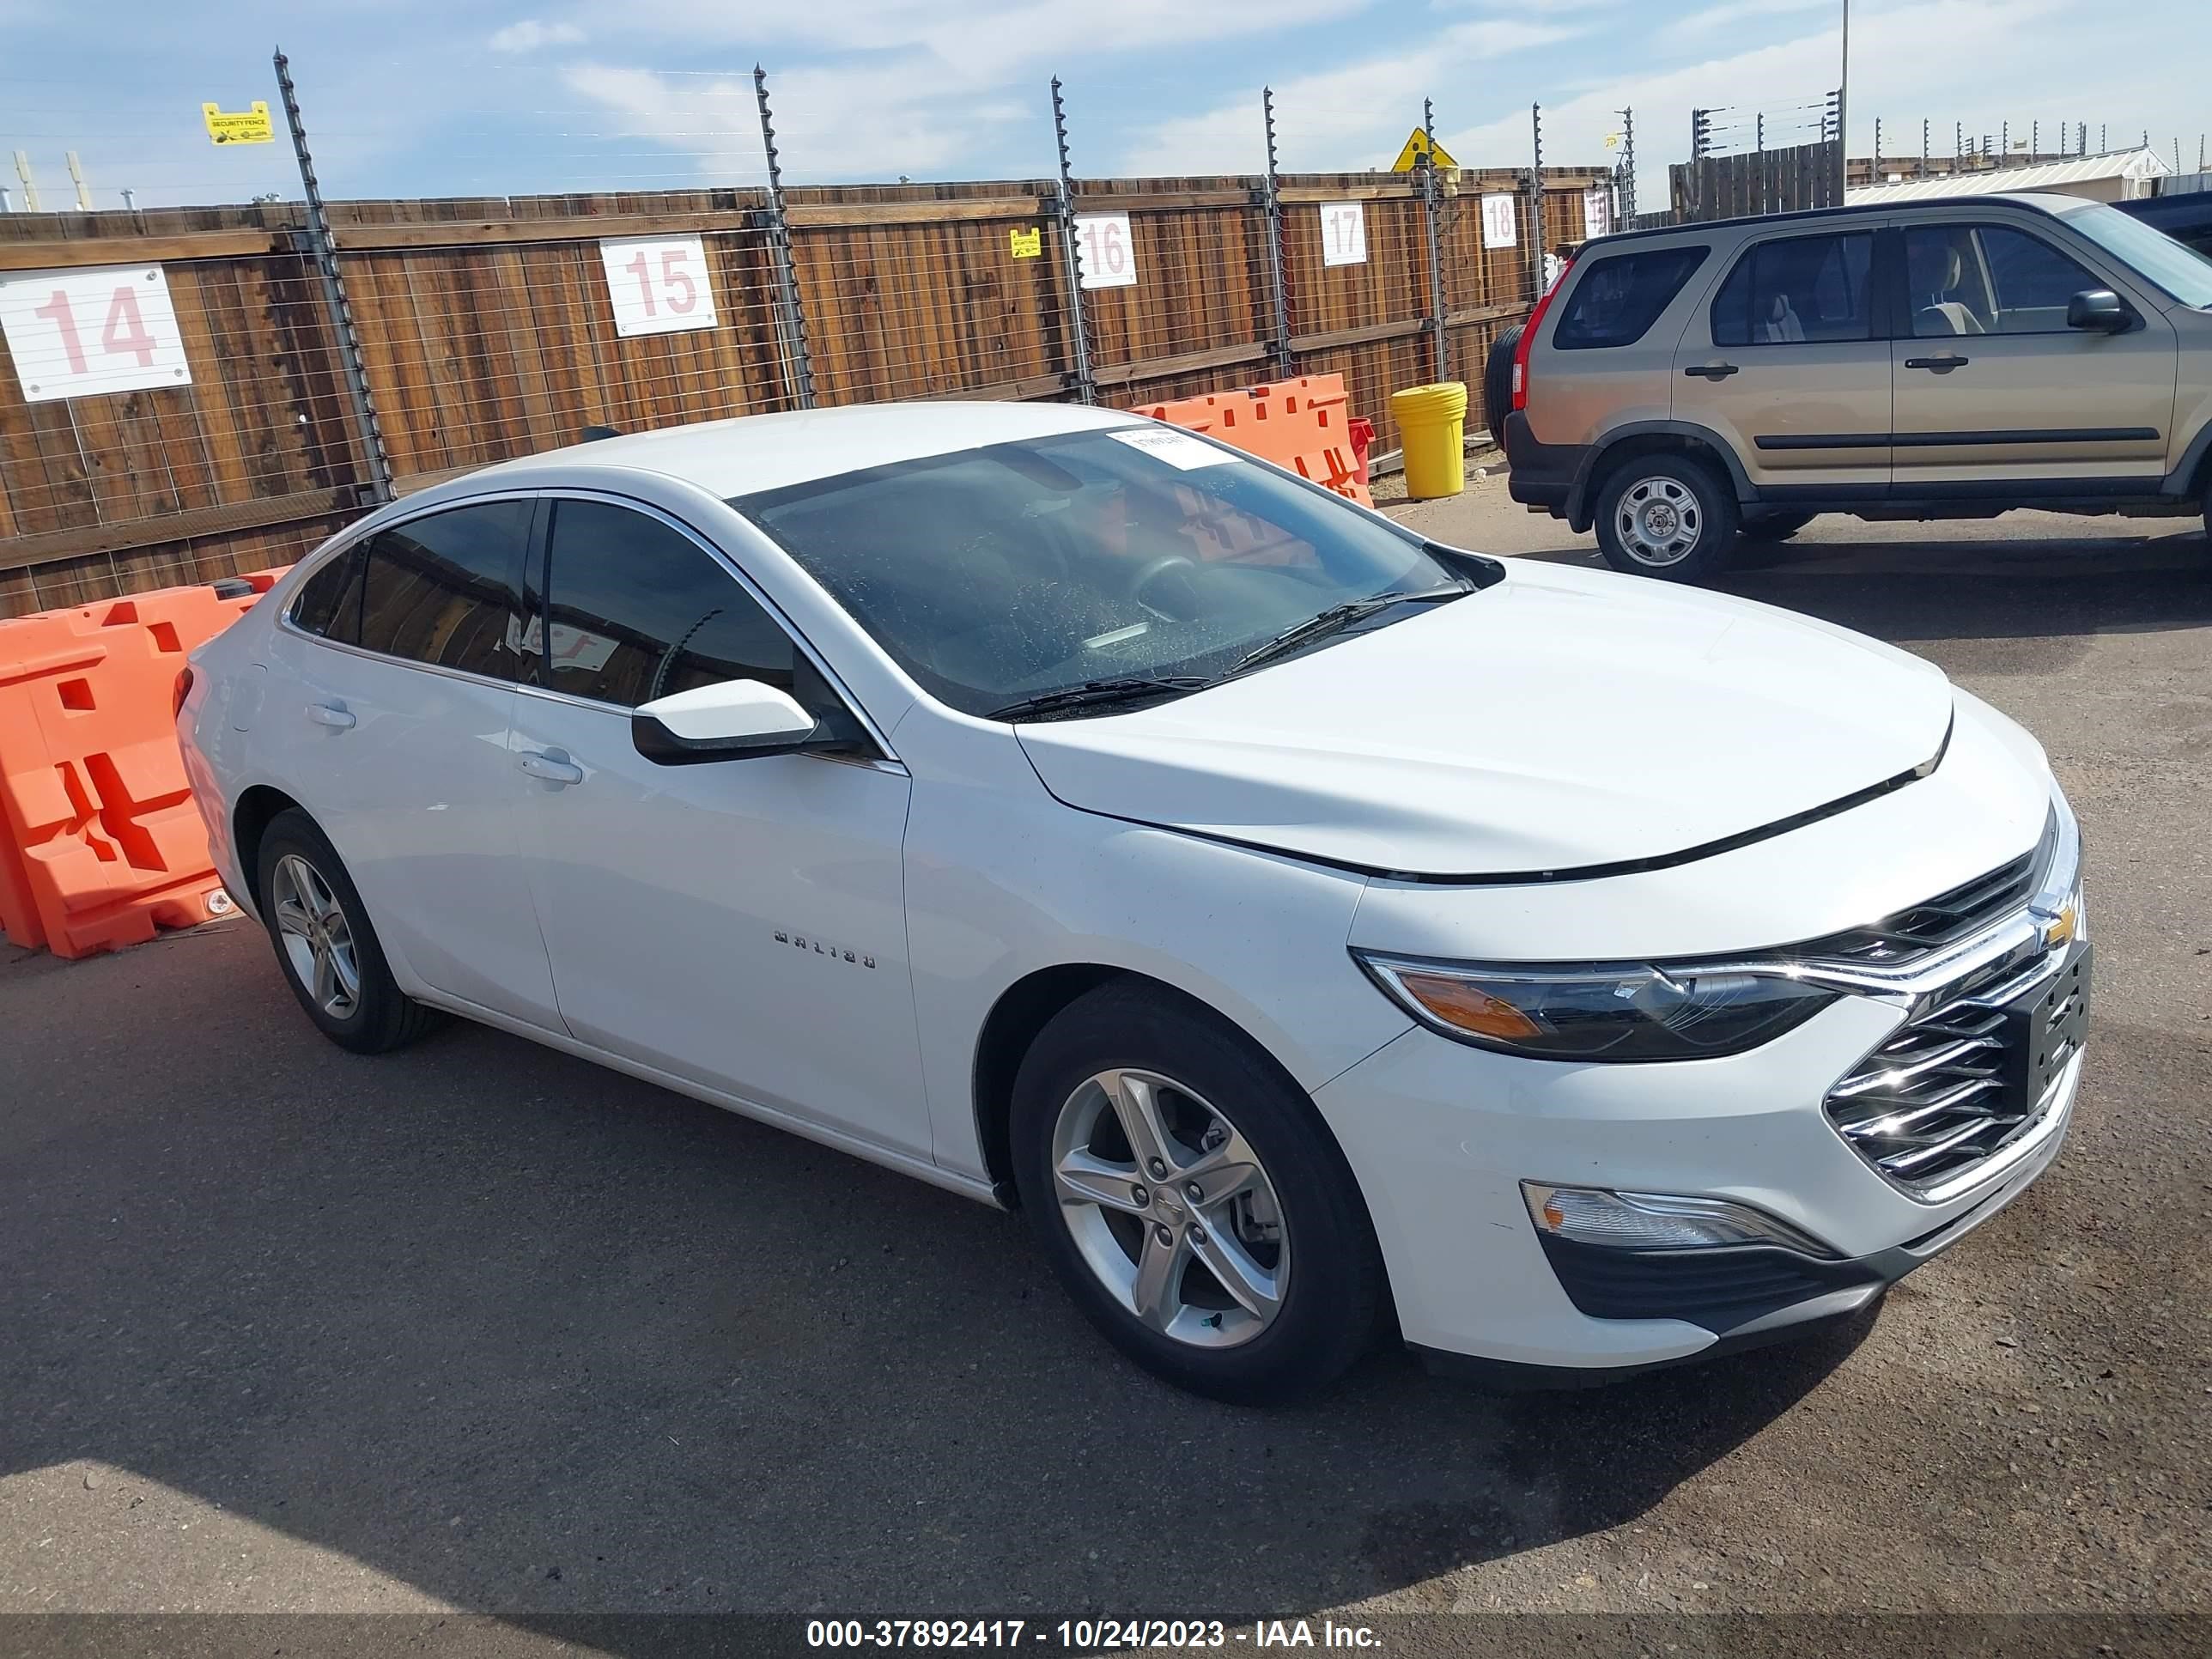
[1711,231,1875,346]
[1551,246,1709,349]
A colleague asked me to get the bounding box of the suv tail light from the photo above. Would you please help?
[173,666,194,720]
[1510,259,1573,414]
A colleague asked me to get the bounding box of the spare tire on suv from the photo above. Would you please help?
[1482,325,1522,444]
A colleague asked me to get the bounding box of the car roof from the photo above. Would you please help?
[1579,190,2083,253]
[466,399,1147,500]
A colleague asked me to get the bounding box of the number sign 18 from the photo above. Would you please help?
[598,234,720,337]
[1073,214,1138,290]
[1320,203,1368,268]
[0,264,192,404]
[1480,195,1520,251]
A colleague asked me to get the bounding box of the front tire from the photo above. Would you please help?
[1594,454,1739,581]
[1009,982,1388,1404]
[256,808,442,1054]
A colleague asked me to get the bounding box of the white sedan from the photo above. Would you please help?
[178,402,2088,1401]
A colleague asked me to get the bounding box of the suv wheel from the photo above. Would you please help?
[1594,455,1739,581]
[1009,982,1388,1404]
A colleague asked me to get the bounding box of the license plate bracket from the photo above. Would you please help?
[2002,940,2092,1110]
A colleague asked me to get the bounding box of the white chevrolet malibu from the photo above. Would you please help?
[178,402,2087,1402]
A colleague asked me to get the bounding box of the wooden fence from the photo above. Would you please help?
[0,167,1607,617]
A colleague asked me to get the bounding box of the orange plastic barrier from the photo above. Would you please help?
[0,569,288,959]
[1132,374,1375,508]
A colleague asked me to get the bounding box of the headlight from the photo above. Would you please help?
[1353,951,1838,1062]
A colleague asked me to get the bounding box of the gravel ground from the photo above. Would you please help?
[1,497,2207,1633]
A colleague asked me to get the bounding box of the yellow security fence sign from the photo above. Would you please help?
[203,101,275,145]
[1008,227,1042,258]
[1389,127,1459,173]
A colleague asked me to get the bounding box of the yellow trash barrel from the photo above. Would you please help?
[1391,381,1468,500]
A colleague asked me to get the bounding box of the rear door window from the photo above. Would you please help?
[353,500,532,679]
[1711,231,1875,346]
[289,544,366,645]
[1551,246,1709,349]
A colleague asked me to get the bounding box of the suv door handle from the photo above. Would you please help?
[517,752,585,786]
[1905,356,1969,372]
[1683,363,1740,380]
[304,702,356,731]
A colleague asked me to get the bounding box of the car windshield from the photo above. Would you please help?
[733,427,1492,718]
[2057,199,2212,308]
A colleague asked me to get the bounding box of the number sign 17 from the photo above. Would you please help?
[0,264,192,403]
[1073,214,1138,290]
[598,234,720,337]
[1320,203,1368,268]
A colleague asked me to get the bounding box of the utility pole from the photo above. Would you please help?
[1050,76,1096,406]
[752,66,817,411]
[1529,102,1546,298]
[1837,0,1850,198]
[1618,106,1637,222]
[1419,97,1447,384]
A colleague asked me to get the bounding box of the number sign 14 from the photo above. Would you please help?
[598,234,720,337]
[1073,214,1138,290]
[0,264,192,404]
[1320,202,1368,268]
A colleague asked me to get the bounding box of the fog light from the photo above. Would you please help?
[1521,1182,1838,1257]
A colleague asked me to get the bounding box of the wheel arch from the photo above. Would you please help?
[232,784,307,910]
[1569,422,1750,532]
[971,963,1338,1209]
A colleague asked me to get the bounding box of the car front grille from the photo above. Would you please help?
[1825,943,2088,1194]
[1807,846,2040,963]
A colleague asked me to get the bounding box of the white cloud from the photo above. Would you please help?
[1119,19,1579,175]
[1674,0,1826,32]
[489,19,586,52]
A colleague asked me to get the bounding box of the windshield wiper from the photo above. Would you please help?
[1229,582,1473,677]
[987,676,1214,721]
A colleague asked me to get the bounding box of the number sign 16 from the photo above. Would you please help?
[0,264,192,404]
[1073,214,1138,290]
[1320,202,1368,268]
[598,234,720,337]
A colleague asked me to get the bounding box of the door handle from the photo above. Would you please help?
[1683,363,1740,380]
[304,702,356,731]
[1905,356,1969,372]
[517,752,585,786]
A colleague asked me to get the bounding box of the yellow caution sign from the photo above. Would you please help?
[1389,127,1459,173]
[1008,227,1042,258]
[203,101,275,146]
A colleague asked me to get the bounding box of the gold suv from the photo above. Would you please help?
[1504,191,2212,579]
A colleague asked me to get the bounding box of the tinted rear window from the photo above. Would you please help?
[1552,246,1709,349]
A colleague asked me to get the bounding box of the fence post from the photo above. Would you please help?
[1051,77,1097,406]
[752,68,817,411]
[1419,98,1447,385]
[1618,107,1637,222]
[273,48,393,506]
[1261,88,1293,380]
[1528,102,1546,298]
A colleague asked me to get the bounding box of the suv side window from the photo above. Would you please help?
[1711,231,1875,347]
[1904,223,2106,336]
[1551,246,1709,349]
[540,498,803,709]
[352,500,532,678]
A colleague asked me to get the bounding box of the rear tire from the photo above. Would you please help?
[1594,454,1740,582]
[1482,325,1522,440]
[256,808,443,1054]
[1009,981,1388,1405]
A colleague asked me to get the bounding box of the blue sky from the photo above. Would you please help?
[2,0,2207,209]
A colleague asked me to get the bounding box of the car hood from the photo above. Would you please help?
[1013,560,1954,878]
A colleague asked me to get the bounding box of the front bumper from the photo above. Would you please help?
[1313,975,2083,1378]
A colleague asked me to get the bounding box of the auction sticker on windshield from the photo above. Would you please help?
[1109,427,1237,469]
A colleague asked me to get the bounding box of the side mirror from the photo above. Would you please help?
[632,678,824,766]
[2066,289,2131,333]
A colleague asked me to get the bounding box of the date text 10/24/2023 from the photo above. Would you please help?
[805,1620,1382,1650]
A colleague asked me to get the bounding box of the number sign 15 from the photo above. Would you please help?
[598,234,720,337]
[0,264,192,404]
[1073,214,1138,290]
[1320,203,1368,268]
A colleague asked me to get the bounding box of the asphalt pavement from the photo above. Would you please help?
[3,493,2208,1637]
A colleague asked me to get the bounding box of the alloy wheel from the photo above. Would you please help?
[1048,1067,1290,1348]
[270,854,362,1020]
[1615,475,1705,567]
